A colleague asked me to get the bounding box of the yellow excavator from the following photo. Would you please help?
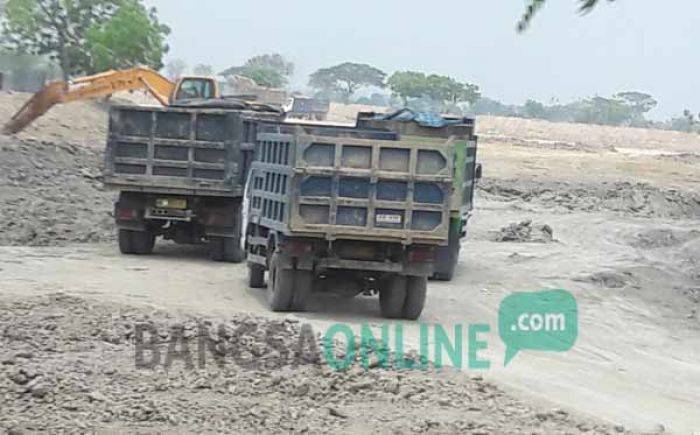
[2,67,220,134]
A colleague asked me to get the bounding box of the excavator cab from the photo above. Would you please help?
[172,77,218,102]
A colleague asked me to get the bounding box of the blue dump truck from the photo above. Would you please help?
[245,112,479,319]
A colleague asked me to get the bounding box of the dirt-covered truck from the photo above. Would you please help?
[245,112,479,318]
[103,102,279,261]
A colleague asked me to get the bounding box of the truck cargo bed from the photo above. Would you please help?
[247,129,456,245]
[104,105,266,197]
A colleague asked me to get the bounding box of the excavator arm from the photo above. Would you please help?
[2,67,176,135]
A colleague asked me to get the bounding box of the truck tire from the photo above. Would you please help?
[291,270,313,311]
[118,229,133,254]
[268,253,295,311]
[131,230,156,254]
[379,275,407,319]
[248,262,266,288]
[432,226,461,281]
[403,276,427,320]
[119,229,154,255]
[209,237,245,263]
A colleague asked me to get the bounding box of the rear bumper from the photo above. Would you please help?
[313,257,432,276]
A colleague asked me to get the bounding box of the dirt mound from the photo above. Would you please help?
[575,271,637,289]
[494,219,554,243]
[628,228,700,249]
[477,115,700,154]
[0,91,111,147]
[0,136,115,246]
[479,179,700,219]
[0,293,616,433]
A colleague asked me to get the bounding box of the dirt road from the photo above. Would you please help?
[2,192,699,432]
[1,93,699,433]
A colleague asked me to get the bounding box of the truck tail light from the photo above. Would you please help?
[279,240,313,256]
[117,207,137,220]
[408,247,435,263]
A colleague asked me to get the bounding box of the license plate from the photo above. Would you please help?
[376,214,402,225]
[155,197,187,209]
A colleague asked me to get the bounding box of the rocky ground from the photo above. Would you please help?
[0,136,115,246]
[0,293,617,434]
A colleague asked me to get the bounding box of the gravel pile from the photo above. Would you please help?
[0,294,619,433]
[479,179,700,219]
[495,219,554,243]
[0,136,115,246]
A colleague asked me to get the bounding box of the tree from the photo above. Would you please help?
[575,96,635,126]
[1,0,119,79]
[424,74,480,106]
[387,71,480,109]
[192,63,214,76]
[85,0,169,73]
[518,0,613,32]
[614,91,657,121]
[164,58,187,80]
[387,71,427,105]
[220,53,293,88]
[308,62,386,101]
[1,0,168,80]
[522,99,548,119]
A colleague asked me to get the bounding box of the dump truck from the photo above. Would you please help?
[104,101,280,261]
[244,112,479,318]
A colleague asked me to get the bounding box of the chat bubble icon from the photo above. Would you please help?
[499,289,578,366]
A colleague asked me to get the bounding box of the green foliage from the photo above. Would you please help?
[521,99,548,119]
[387,70,480,109]
[85,0,169,73]
[386,71,427,104]
[474,92,658,127]
[308,62,386,101]
[574,96,636,125]
[0,0,168,79]
[192,63,214,76]
[668,110,699,133]
[518,0,612,32]
[221,53,293,88]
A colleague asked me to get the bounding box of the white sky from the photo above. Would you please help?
[144,0,700,120]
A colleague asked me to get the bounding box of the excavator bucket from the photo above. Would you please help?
[2,81,68,135]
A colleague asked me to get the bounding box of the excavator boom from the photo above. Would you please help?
[2,67,176,135]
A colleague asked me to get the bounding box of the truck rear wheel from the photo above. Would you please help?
[432,225,461,281]
[209,237,245,263]
[379,275,407,319]
[379,275,427,319]
[118,229,155,255]
[291,270,313,311]
[403,276,427,320]
[248,262,266,288]
[267,253,295,311]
